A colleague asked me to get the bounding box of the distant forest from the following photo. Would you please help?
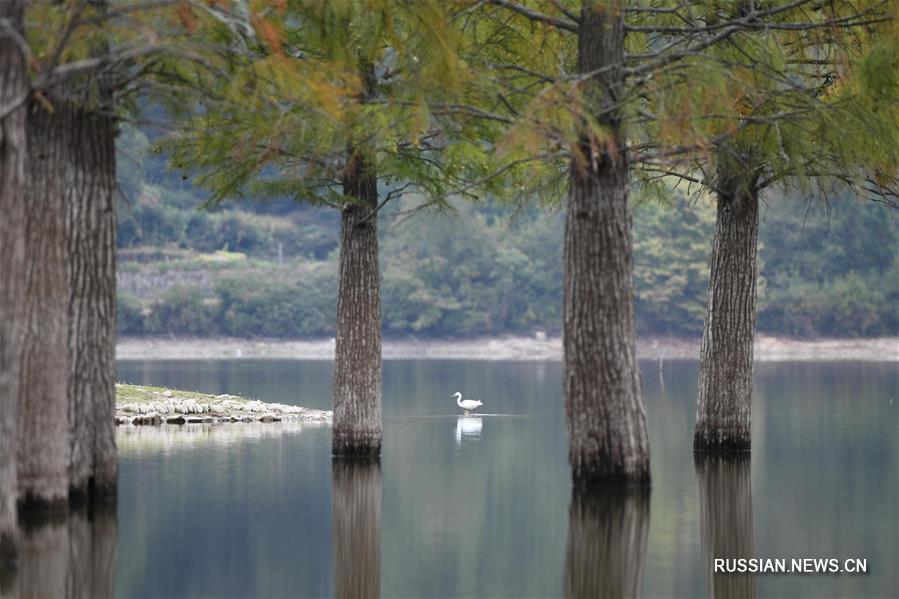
[117,126,897,339]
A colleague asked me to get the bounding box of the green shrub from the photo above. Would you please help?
[145,285,216,335]
[117,293,146,336]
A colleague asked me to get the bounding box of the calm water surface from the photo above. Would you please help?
[21,360,899,598]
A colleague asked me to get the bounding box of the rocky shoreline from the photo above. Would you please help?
[115,383,332,426]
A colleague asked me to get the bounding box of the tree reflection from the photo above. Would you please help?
[332,458,381,599]
[1,503,116,598]
[695,454,756,599]
[563,487,650,599]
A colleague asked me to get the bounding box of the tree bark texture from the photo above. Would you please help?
[17,101,72,512]
[694,166,759,452]
[67,109,118,501]
[332,458,381,599]
[563,488,650,598]
[332,148,382,456]
[695,455,756,598]
[564,0,650,485]
[0,0,28,560]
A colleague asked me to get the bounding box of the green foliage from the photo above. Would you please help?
[117,293,145,336]
[215,268,337,338]
[632,192,716,335]
[144,285,217,336]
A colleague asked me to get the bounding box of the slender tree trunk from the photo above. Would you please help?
[17,101,72,512]
[0,0,28,560]
[564,488,650,598]
[695,455,756,598]
[332,458,381,599]
[694,163,759,452]
[564,0,650,485]
[68,108,118,501]
[332,148,382,456]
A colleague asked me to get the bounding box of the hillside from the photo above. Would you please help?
[117,126,898,339]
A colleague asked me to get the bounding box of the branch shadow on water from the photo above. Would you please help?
[0,503,117,598]
[563,486,651,599]
[695,454,756,599]
[332,457,381,599]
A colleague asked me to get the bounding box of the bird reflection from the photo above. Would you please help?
[0,503,117,598]
[454,416,483,447]
[563,487,650,599]
[695,454,756,599]
[332,458,381,599]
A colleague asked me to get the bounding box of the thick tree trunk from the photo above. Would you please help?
[694,165,759,452]
[68,109,118,501]
[695,455,756,598]
[332,148,382,456]
[0,0,28,560]
[17,101,72,511]
[332,458,381,599]
[564,0,650,485]
[563,488,650,598]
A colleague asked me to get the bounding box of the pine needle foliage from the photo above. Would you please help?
[157,0,520,212]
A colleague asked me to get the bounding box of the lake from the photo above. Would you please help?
[8,360,897,598]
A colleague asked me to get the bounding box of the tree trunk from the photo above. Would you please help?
[68,108,118,502]
[0,0,28,560]
[332,458,381,599]
[564,0,650,485]
[694,164,759,452]
[332,148,382,456]
[563,488,650,598]
[17,101,72,512]
[695,455,756,598]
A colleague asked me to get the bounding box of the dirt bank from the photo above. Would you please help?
[116,335,898,362]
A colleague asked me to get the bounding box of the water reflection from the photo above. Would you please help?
[563,488,650,599]
[0,504,116,598]
[695,455,756,599]
[332,458,381,599]
[454,416,483,447]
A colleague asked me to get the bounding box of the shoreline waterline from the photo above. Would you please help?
[116,335,899,362]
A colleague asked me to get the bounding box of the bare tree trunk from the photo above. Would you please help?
[0,0,28,559]
[564,488,650,598]
[694,163,759,452]
[332,458,381,599]
[68,108,118,502]
[332,148,382,456]
[17,101,72,512]
[695,455,756,598]
[564,0,650,485]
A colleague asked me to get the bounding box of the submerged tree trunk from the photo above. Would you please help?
[694,163,759,452]
[17,101,73,512]
[332,458,381,599]
[0,0,28,559]
[332,148,382,456]
[564,488,650,598]
[564,0,650,485]
[695,455,756,598]
[68,109,118,501]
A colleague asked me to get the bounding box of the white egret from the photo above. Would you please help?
[453,392,483,415]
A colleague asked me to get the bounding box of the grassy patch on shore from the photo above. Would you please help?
[115,383,250,406]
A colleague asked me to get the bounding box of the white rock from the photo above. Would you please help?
[162,390,173,397]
